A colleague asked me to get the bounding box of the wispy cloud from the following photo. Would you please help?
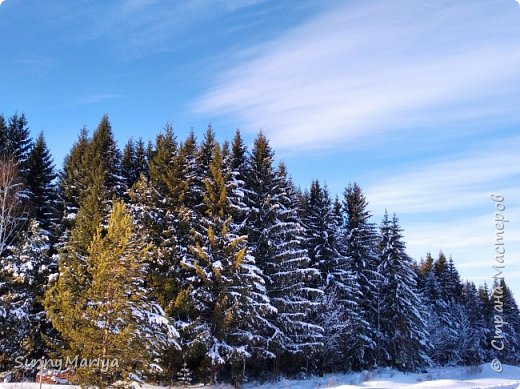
[193,0,520,150]
[364,137,520,215]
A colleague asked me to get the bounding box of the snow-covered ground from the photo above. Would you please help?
[1,364,519,389]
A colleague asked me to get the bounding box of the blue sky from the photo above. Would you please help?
[1,0,519,297]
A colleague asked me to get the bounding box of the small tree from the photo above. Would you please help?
[176,361,192,387]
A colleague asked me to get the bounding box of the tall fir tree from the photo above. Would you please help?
[88,114,124,198]
[179,144,275,384]
[270,163,323,368]
[26,132,58,234]
[378,212,431,370]
[244,133,322,373]
[342,182,380,368]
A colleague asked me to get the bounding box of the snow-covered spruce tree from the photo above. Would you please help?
[302,180,335,288]
[378,212,430,371]
[0,220,53,376]
[243,133,322,374]
[48,201,178,387]
[301,180,360,372]
[128,126,187,381]
[186,125,217,219]
[179,144,275,385]
[174,131,200,251]
[25,132,59,238]
[226,130,249,236]
[130,126,180,306]
[270,163,323,372]
[341,183,380,369]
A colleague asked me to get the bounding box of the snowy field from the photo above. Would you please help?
[1,364,519,389]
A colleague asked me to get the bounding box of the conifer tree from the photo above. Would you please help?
[270,163,322,367]
[26,133,58,234]
[135,137,148,178]
[121,138,138,189]
[147,124,178,202]
[45,201,177,387]
[342,182,380,368]
[4,113,32,179]
[244,134,322,372]
[227,130,249,235]
[58,116,122,245]
[378,212,430,370]
[179,144,275,384]
[88,114,124,198]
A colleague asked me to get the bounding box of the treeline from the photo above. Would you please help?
[0,113,519,387]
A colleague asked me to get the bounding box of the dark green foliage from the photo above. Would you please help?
[2,114,32,176]
[26,133,57,233]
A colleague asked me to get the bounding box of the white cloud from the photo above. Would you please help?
[193,0,520,150]
[0,0,6,5]
[364,138,520,215]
